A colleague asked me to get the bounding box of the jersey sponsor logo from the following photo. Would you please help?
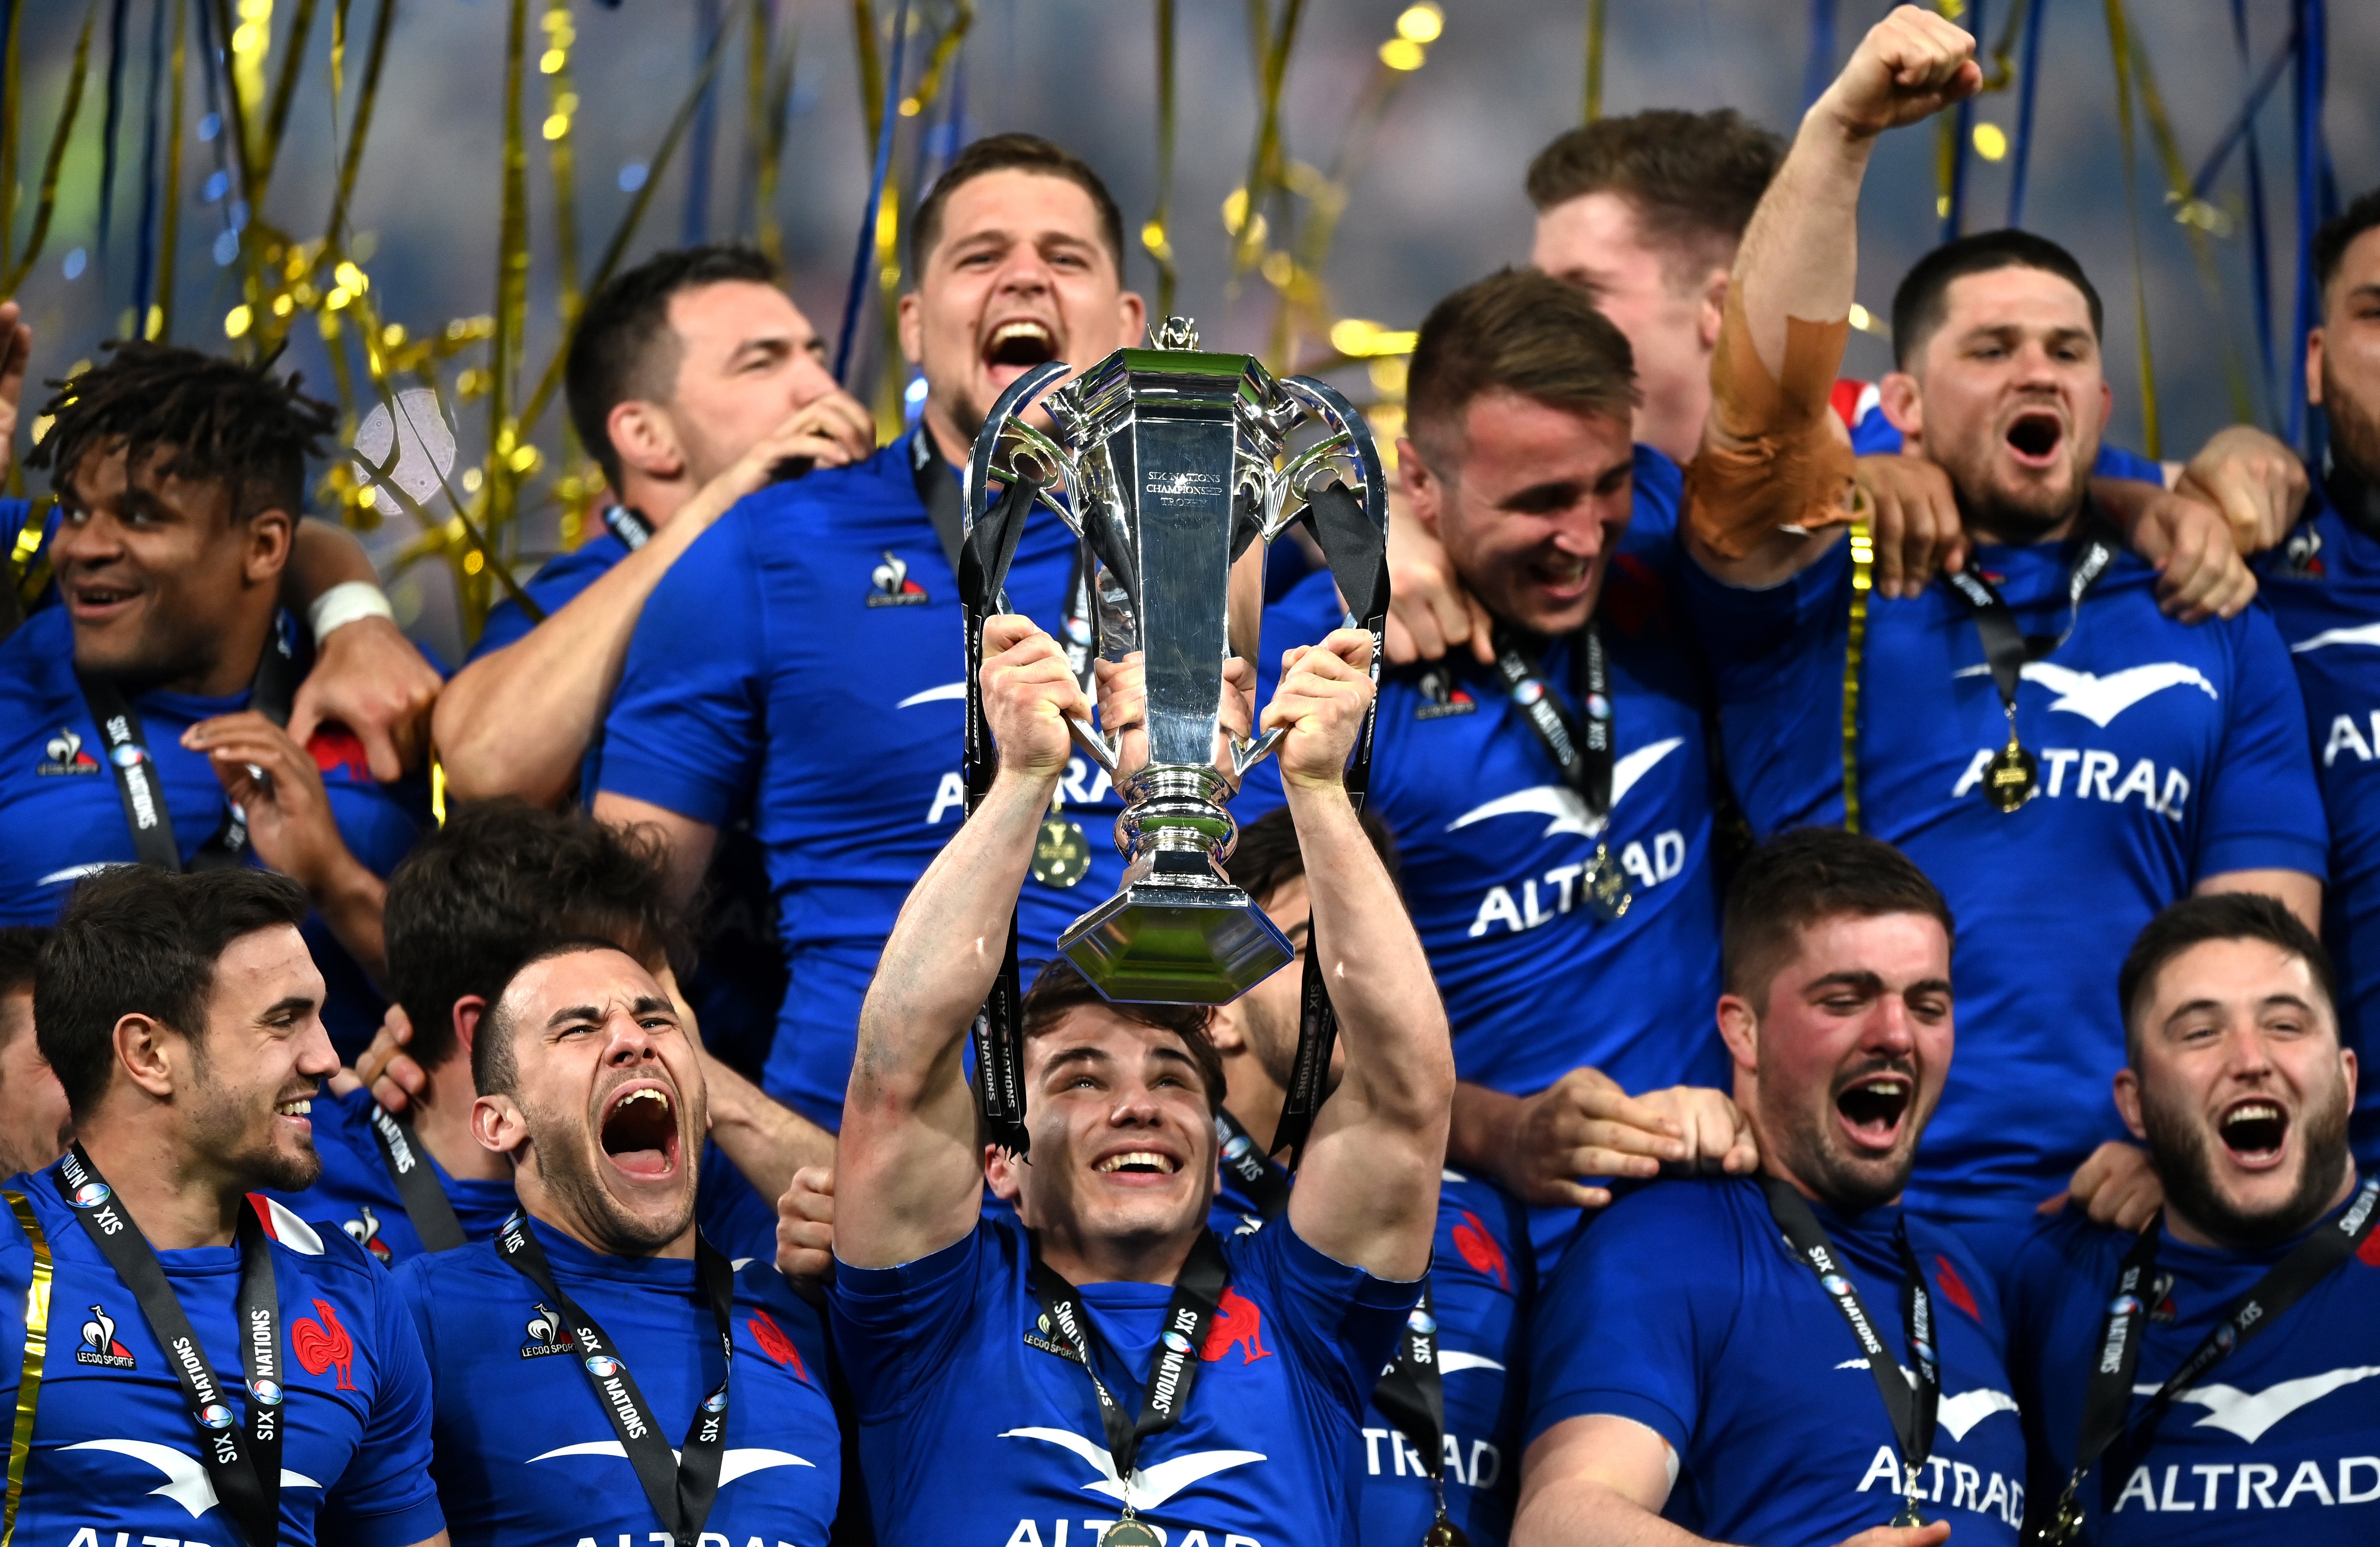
[1856,1444,2024,1525]
[290,1298,356,1390]
[747,1308,810,1382]
[37,728,101,777]
[1446,738,1686,841]
[2112,1457,2380,1512]
[1952,659,2220,726]
[867,551,932,607]
[522,1300,573,1358]
[2290,619,2380,654]
[1948,745,2193,818]
[1025,1309,1081,1361]
[1450,1210,1511,1290]
[75,1303,136,1368]
[926,758,1113,825]
[1437,1350,1505,1375]
[1414,670,1476,720]
[1000,1426,1266,1510]
[58,1438,321,1518]
[2318,711,2380,768]
[527,1438,815,1484]
[1936,1388,2020,1441]
[2136,1365,2380,1443]
[1361,1426,1502,1489]
[342,1203,393,1264]
[1200,1286,1271,1364]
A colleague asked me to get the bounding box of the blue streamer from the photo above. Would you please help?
[1801,0,1835,113]
[1941,0,1979,243]
[2005,0,2045,228]
[130,0,168,330]
[833,0,913,388]
[683,0,723,244]
[2289,0,2327,452]
[98,0,131,260]
[2226,0,2279,429]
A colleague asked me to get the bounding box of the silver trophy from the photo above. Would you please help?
[963,317,1388,1005]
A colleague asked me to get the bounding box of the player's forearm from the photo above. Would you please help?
[1514,1481,1723,1547]
[282,517,381,608]
[432,519,707,804]
[1446,1081,1527,1182]
[305,852,389,982]
[1729,105,1875,402]
[700,1051,834,1202]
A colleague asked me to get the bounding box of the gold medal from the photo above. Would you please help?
[1421,1516,1473,1547]
[1031,816,1094,887]
[1982,737,2037,813]
[2046,1481,2085,1544]
[1891,1500,1925,1529]
[1100,1519,1163,1547]
[1583,843,1632,922]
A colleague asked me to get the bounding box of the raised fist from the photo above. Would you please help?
[1817,5,1981,140]
[980,614,1090,781]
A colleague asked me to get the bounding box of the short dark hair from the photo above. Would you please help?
[1407,268,1638,463]
[2117,893,2339,1060]
[472,936,645,1100]
[2313,187,2380,310]
[1721,828,1954,1008]
[977,960,1225,1146]
[383,799,689,1075]
[25,341,333,522]
[563,243,781,488]
[0,928,50,1007]
[36,867,310,1117]
[1223,807,1400,908]
[1890,228,2104,370]
[1526,108,1783,276]
[910,133,1126,279]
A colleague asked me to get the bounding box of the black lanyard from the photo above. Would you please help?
[1761,1178,1938,1528]
[363,1105,467,1255]
[74,614,301,873]
[1940,518,2119,813]
[2044,1174,2380,1543]
[602,503,654,551]
[55,1146,282,1547]
[1027,1230,1230,1526]
[1370,1276,1472,1545]
[1493,620,1614,818]
[495,1212,737,1547]
[1214,1109,1292,1223]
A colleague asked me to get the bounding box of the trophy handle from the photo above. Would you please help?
[1263,376,1390,542]
[1066,712,1122,779]
[1228,726,1287,778]
[961,361,1088,547]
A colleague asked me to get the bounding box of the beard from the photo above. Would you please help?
[521,1090,697,1256]
[187,1064,320,1193]
[2324,356,2380,487]
[2138,1079,2354,1251]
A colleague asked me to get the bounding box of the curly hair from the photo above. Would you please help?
[24,340,335,521]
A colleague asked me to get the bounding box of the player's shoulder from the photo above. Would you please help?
[1560,1176,1758,1281]
[0,604,72,693]
[250,1192,408,1311]
[2000,1209,2126,1318]
[1631,442,1685,514]
[732,439,919,548]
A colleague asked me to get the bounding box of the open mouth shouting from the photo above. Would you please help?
[2217,1097,2290,1170]
[2002,408,2067,471]
[1834,1071,1915,1155]
[982,318,1060,391]
[598,1080,682,1184]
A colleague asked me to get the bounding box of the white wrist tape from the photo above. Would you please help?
[308,579,397,642]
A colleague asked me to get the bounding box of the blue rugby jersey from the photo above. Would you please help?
[597,432,1128,1130]
[469,530,636,660]
[0,605,429,1055]
[1529,1176,2027,1546]
[2258,494,2380,1164]
[0,1179,443,1547]
[395,1214,840,1546]
[829,1212,1418,1547]
[1682,533,2327,1228]
[2005,1194,2380,1543]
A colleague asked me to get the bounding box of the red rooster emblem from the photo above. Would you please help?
[1452,1211,1511,1290]
[747,1311,809,1382]
[1199,1286,1271,1364]
[292,1299,356,1391]
[1932,1255,1982,1323]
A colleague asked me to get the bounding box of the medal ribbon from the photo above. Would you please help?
[1760,1178,1938,1524]
[601,503,655,551]
[74,612,302,873]
[364,1105,468,1254]
[1214,1109,1291,1222]
[1491,619,1614,819]
[495,1212,737,1547]
[54,1146,282,1547]
[1370,1275,1462,1538]
[1027,1230,1230,1518]
[2048,1175,2380,1540]
[1,1191,53,1547]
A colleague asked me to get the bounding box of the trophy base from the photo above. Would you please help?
[1057,877,1296,1006]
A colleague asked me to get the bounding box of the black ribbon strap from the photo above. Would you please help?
[495,1212,738,1547]
[1214,1109,1291,1223]
[1371,1276,1469,1543]
[364,1105,467,1255]
[602,503,655,551]
[2043,1175,2380,1542]
[1761,1178,1938,1527]
[1493,620,1614,819]
[1028,1230,1230,1522]
[75,613,302,874]
[55,1146,283,1547]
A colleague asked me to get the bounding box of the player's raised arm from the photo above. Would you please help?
[834,614,1092,1271]
[1688,6,1980,588]
[1266,631,1455,1283]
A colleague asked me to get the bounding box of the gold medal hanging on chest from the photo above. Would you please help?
[1982,709,2038,813]
[1422,1515,1473,1547]
[1890,1499,1926,1529]
[1099,1518,1163,1547]
[1031,781,1093,888]
[1581,842,1632,921]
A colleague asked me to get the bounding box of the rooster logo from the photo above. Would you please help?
[341,1205,392,1265]
[37,728,100,777]
[526,1303,559,1345]
[291,1299,356,1391]
[865,550,931,607]
[76,1304,136,1368]
[1199,1286,1271,1364]
[1451,1211,1511,1291]
[747,1310,810,1382]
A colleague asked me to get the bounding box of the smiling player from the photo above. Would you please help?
[391,939,841,1545]
[2005,894,2380,1544]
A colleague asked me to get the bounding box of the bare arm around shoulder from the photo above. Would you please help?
[1270,631,1455,1283]
[1686,8,1981,591]
[833,615,1091,1271]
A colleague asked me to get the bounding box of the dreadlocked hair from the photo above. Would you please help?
[24,341,336,521]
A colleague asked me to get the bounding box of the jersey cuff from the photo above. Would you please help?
[595,751,742,829]
[2195,836,2329,886]
[320,1494,446,1547]
[1524,1389,1691,1457]
[831,1228,978,1306]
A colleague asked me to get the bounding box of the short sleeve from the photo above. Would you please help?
[1247,1220,1421,1417]
[318,1269,446,1547]
[1525,1192,1728,1453]
[467,539,629,661]
[1680,539,1851,698]
[1848,398,1904,457]
[827,1226,990,1420]
[2194,607,2330,881]
[695,1140,781,1265]
[594,516,767,826]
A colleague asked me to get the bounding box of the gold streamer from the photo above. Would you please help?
[852,0,884,146]
[324,0,399,253]
[1841,515,1873,834]
[1584,0,1605,122]
[541,0,582,321]
[2101,0,2160,460]
[152,0,187,340]
[0,1191,52,1547]
[0,3,98,298]
[253,0,321,197]
[1231,0,1305,292]
[1146,0,1178,320]
[748,0,780,266]
[480,0,533,641]
[902,0,972,117]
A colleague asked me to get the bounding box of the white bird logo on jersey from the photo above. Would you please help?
[1001,1427,1265,1510]
[2136,1365,2380,1443]
[897,681,968,709]
[2291,620,2380,654]
[1832,1364,2016,1442]
[1954,660,2218,726]
[79,1306,114,1354]
[61,1440,320,1517]
[1445,738,1685,840]
[528,1440,815,1484]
